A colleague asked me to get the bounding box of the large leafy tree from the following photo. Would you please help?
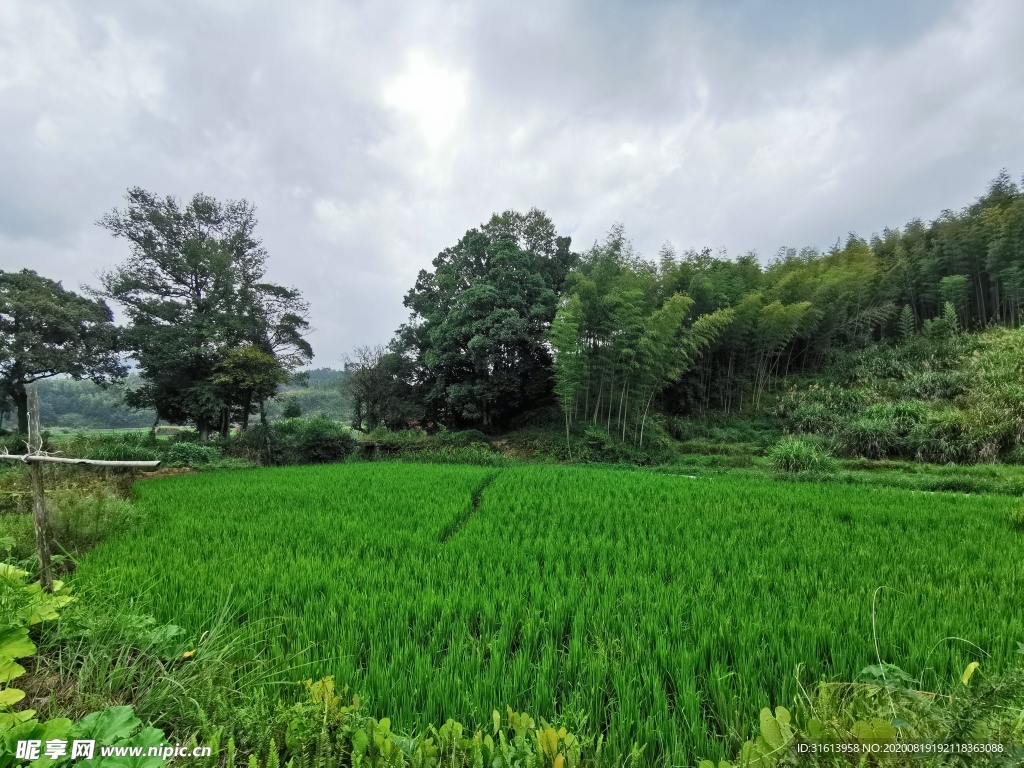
[398,209,576,430]
[0,269,124,434]
[98,188,311,438]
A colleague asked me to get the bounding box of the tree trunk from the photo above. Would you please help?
[241,391,253,432]
[197,415,210,442]
[565,411,572,462]
[12,382,28,435]
[638,390,656,448]
[219,408,230,439]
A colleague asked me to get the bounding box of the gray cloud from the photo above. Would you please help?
[1,0,1022,363]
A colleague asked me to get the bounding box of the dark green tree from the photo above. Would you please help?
[398,209,576,429]
[0,269,124,434]
[281,397,302,419]
[98,188,312,438]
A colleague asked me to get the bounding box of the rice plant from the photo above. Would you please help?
[75,463,1024,765]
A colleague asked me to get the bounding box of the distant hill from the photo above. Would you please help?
[266,368,352,422]
[31,376,157,430]
[10,368,352,431]
[303,367,346,384]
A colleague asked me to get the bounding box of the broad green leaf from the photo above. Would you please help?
[851,718,896,743]
[758,708,785,751]
[738,740,768,767]
[69,706,140,743]
[99,725,168,768]
[34,718,73,741]
[26,594,74,626]
[27,719,73,768]
[352,728,368,757]
[0,628,35,660]
[0,688,24,708]
[0,658,26,685]
[0,565,28,581]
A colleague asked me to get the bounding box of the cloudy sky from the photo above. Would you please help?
[2,0,1023,365]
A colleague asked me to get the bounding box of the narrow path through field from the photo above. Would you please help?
[439,471,500,543]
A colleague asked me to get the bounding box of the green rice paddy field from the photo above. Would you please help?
[77,463,1024,764]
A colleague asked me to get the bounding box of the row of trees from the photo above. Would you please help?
[346,171,1024,436]
[0,188,311,437]
[6,172,1022,440]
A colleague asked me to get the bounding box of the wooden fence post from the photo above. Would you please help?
[26,388,53,591]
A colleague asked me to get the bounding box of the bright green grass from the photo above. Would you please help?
[76,463,1024,765]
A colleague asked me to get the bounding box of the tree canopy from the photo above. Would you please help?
[98,188,312,437]
[0,269,124,434]
[396,208,576,429]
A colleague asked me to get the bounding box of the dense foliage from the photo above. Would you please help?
[230,416,356,466]
[0,270,124,434]
[77,463,1024,765]
[774,325,1024,463]
[394,209,576,430]
[98,188,312,437]
[358,172,1024,463]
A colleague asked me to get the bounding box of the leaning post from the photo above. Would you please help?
[26,387,54,591]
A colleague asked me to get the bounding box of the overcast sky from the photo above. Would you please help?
[2,0,1023,365]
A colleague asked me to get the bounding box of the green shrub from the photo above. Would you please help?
[665,417,701,441]
[841,415,899,459]
[165,442,221,468]
[775,383,864,422]
[908,407,1005,464]
[396,446,512,467]
[1006,444,1024,465]
[48,490,144,554]
[440,429,491,447]
[232,418,355,466]
[364,427,430,453]
[789,401,842,435]
[582,425,616,456]
[86,442,160,463]
[966,326,1024,444]
[767,437,836,473]
[841,401,927,459]
[901,370,966,400]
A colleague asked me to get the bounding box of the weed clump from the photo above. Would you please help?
[768,437,836,474]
